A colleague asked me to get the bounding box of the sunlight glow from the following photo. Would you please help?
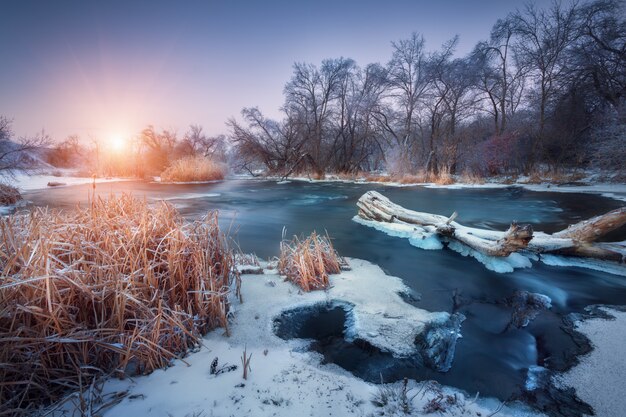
[110,134,126,151]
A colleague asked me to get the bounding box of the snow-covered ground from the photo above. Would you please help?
[558,308,626,417]
[53,259,541,417]
[4,170,130,192]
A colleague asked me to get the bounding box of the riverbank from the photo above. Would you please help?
[558,307,626,417]
[50,258,540,417]
[262,173,626,203]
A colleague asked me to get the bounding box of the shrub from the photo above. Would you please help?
[0,195,239,415]
[0,182,22,205]
[160,156,226,182]
[278,232,342,291]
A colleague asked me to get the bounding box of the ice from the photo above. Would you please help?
[541,254,626,277]
[354,216,536,273]
[409,234,444,250]
[525,365,549,391]
[447,241,532,273]
[353,215,443,250]
[156,192,221,201]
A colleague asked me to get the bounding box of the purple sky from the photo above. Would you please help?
[0,0,553,143]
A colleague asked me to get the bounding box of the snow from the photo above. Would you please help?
[558,307,626,417]
[354,215,533,273]
[258,173,626,202]
[5,171,130,192]
[422,182,626,203]
[353,216,625,276]
[447,241,532,273]
[540,254,626,277]
[52,258,541,417]
[353,216,444,250]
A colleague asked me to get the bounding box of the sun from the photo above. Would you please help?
[110,134,126,151]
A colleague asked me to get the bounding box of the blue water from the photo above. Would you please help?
[24,179,626,411]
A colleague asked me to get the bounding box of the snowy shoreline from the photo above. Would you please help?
[558,307,626,417]
[51,258,541,417]
[261,174,626,203]
[6,171,132,192]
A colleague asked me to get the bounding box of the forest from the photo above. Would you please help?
[229,0,625,181]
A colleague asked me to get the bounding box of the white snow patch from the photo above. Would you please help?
[6,171,130,192]
[558,307,626,417]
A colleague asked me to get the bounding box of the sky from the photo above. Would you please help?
[0,0,553,143]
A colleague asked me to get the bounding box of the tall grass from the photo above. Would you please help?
[160,156,226,182]
[278,232,342,292]
[0,194,239,415]
[0,183,22,205]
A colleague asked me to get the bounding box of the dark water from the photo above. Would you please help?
[24,179,626,412]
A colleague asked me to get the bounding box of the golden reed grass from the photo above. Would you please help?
[160,156,226,182]
[0,183,22,205]
[278,232,342,292]
[0,194,239,415]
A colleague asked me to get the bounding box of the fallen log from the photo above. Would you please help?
[356,191,626,263]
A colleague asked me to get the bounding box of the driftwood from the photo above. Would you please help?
[357,191,626,263]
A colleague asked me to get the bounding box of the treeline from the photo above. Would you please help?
[229,0,625,179]
[46,125,228,178]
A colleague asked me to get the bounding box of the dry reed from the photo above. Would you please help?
[278,232,342,292]
[0,194,239,416]
[0,183,22,205]
[160,156,226,182]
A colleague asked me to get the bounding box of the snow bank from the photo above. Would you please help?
[53,258,539,417]
[558,307,626,417]
[6,171,130,192]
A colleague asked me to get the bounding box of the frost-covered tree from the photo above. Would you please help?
[0,116,52,176]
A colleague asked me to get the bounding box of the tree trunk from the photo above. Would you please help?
[356,191,626,263]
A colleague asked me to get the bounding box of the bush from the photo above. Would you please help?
[0,195,239,415]
[160,156,226,182]
[278,232,342,291]
[0,183,22,205]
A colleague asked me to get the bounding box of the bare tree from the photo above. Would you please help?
[511,1,581,166]
[473,17,527,135]
[139,126,177,173]
[427,39,480,173]
[384,32,430,171]
[181,125,226,159]
[284,58,356,175]
[0,116,52,176]
[574,0,626,110]
[228,107,304,175]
